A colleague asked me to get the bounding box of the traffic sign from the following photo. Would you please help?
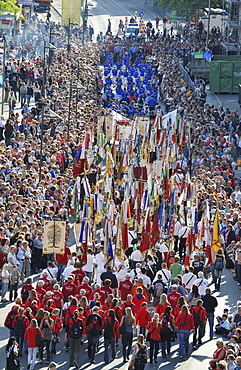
[134,11,138,15]
[139,11,144,17]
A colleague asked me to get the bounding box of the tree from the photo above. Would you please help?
[156,0,223,20]
[0,0,19,15]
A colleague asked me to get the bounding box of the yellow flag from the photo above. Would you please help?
[211,209,221,253]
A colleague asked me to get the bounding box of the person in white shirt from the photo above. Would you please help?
[153,262,171,284]
[193,271,208,296]
[130,246,143,269]
[115,257,129,285]
[182,266,196,293]
[40,261,58,280]
[62,260,76,283]
[234,186,241,204]
[178,224,189,261]
[129,262,142,282]
[82,247,95,283]
[137,267,151,289]
[95,246,105,285]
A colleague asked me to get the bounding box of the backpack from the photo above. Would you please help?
[4,310,17,330]
[193,307,202,328]
[135,344,147,366]
[86,315,101,336]
[36,328,43,347]
[214,256,223,271]
[69,319,82,339]
[8,347,20,370]
[14,317,25,336]
[22,289,29,303]
[160,316,173,336]
[154,282,164,297]
[104,318,114,339]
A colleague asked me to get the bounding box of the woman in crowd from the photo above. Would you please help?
[146,312,161,363]
[213,249,225,291]
[187,284,201,308]
[130,334,148,370]
[155,293,170,316]
[160,306,175,358]
[209,340,226,369]
[5,336,20,370]
[39,311,54,365]
[24,319,43,370]
[103,309,120,364]
[120,306,136,363]
[175,304,194,359]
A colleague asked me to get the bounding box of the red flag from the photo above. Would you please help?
[140,214,150,253]
[122,223,129,251]
[151,210,159,247]
[206,245,213,265]
[78,242,88,264]
[73,158,86,178]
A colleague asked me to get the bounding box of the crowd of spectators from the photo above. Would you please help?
[1,11,241,370]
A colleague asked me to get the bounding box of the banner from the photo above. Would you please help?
[43,221,66,254]
[62,0,81,25]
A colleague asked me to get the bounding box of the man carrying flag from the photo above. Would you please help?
[211,208,226,291]
[211,208,221,253]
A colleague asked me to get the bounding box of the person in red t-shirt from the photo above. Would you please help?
[51,308,63,355]
[36,280,46,302]
[52,284,64,310]
[167,285,181,308]
[21,277,34,303]
[146,313,162,363]
[102,294,114,313]
[78,277,93,299]
[62,275,78,301]
[38,272,50,290]
[100,279,112,298]
[167,251,175,268]
[24,289,41,310]
[191,300,207,349]
[120,294,135,315]
[136,302,152,336]
[132,287,147,314]
[56,245,71,281]
[119,274,133,301]
[175,305,194,358]
[88,284,106,305]
[156,294,170,316]
[71,262,85,288]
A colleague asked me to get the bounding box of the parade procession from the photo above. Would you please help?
[1,3,241,370]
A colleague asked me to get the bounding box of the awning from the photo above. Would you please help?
[19,1,39,6]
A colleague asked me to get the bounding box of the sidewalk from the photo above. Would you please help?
[206,86,241,114]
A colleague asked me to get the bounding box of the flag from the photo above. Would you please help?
[151,210,159,247]
[211,208,221,253]
[73,146,86,178]
[106,237,114,265]
[140,212,150,253]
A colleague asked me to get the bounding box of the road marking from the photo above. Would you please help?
[108,0,133,16]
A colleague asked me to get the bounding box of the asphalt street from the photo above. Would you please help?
[2,1,239,369]
[0,266,239,370]
[48,0,160,40]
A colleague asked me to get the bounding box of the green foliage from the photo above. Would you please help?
[0,0,20,15]
[156,0,224,19]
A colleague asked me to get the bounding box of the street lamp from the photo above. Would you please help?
[39,105,62,181]
[206,0,211,50]
[82,1,93,44]
[67,80,86,139]
[67,19,79,54]
[1,36,6,115]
